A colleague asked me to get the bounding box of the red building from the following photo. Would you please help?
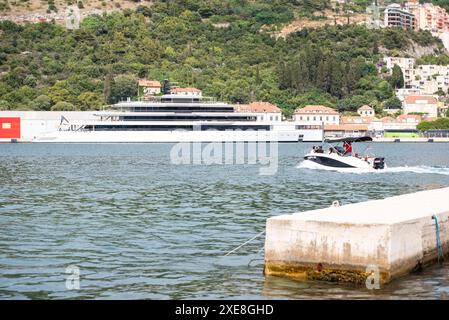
[0,117,21,139]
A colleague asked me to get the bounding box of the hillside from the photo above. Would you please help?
[269,9,368,39]
[0,0,153,24]
[0,0,151,14]
[0,0,447,114]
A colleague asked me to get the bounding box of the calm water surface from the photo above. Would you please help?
[1,143,449,299]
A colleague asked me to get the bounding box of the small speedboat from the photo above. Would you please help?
[302,137,386,171]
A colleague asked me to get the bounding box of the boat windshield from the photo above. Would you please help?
[334,146,346,154]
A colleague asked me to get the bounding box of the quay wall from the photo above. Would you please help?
[0,111,96,142]
[264,187,449,284]
[373,137,449,143]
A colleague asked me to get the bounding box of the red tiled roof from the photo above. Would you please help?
[358,105,374,111]
[381,116,396,123]
[138,79,161,87]
[171,87,202,93]
[341,116,374,124]
[396,114,422,122]
[234,102,281,113]
[294,105,339,115]
[324,124,369,131]
[404,95,438,104]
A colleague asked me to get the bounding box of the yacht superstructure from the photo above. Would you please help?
[33,94,323,143]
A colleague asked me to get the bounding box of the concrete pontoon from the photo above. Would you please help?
[264,187,449,284]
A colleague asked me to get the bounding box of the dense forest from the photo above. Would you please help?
[0,0,447,115]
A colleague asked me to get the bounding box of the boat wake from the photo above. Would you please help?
[297,161,449,175]
[380,166,449,175]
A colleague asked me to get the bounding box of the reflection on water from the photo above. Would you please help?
[0,143,448,299]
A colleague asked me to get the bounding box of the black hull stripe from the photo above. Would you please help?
[304,156,356,168]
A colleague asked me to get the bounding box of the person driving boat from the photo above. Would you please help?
[343,141,353,156]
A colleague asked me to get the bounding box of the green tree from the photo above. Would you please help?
[77,92,104,110]
[33,95,53,111]
[0,99,10,110]
[375,80,393,100]
[417,118,449,131]
[47,81,74,104]
[51,101,76,111]
[383,96,402,110]
[108,75,137,104]
[389,64,404,89]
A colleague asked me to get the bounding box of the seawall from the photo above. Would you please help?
[264,187,449,284]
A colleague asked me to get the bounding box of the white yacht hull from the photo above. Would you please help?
[33,129,319,143]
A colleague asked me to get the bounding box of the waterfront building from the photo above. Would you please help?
[293,105,340,126]
[341,114,421,134]
[403,95,439,118]
[324,124,369,139]
[341,116,373,124]
[384,114,422,130]
[233,102,282,122]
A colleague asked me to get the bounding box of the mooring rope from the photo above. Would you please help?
[247,245,265,267]
[223,230,266,257]
[432,215,444,264]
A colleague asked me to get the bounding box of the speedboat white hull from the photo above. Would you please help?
[303,152,386,171]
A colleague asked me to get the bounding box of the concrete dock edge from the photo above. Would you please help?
[264,187,449,284]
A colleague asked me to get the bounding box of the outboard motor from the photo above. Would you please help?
[373,157,385,170]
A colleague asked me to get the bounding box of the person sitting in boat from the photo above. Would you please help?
[343,141,353,156]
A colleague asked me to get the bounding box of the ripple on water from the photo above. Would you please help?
[0,143,449,299]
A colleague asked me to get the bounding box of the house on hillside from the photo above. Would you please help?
[384,4,415,29]
[357,105,375,117]
[138,79,161,97]
[403,95,438,118]
[293,105,340,125]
